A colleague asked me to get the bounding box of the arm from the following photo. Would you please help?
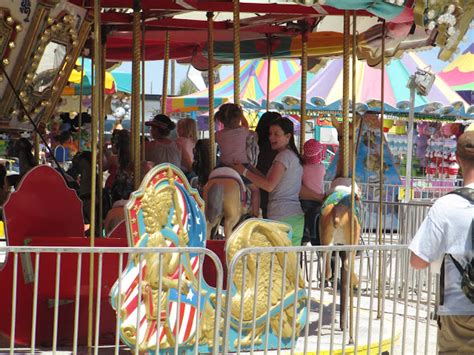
[410,252,430,270]
[179,145,193,172]
[299,184,325,201]
[233,161,286,192]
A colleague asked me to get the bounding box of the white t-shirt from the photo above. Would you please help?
[267,149,303,220]
[145,140,181,168]
[409,183,474,315]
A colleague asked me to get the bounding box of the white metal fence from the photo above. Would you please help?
[0,243,439,354]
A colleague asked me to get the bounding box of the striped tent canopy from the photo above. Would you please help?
[268,51,472,120]
[63,58,132,96]
[166,60,300,113]
[438,43,474,104]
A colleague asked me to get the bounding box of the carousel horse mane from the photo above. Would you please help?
[193,139,213,188]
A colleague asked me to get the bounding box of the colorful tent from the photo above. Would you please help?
[268,51,471,119]
[438,43,474,104]
[166,60,300,112]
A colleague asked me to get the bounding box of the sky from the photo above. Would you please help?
[117,29,474,95]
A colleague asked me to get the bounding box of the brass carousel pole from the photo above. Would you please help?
[266,37,272,112]
[207,12,216,170]
[161,31,170,114]
[349,10,357,344]
[377,20,386,319]
[88,0,102,347]
[340,10,350,332]
[300,29,308,153]
[141,18,146,162]
[78,55,85,150]
[97,29,106,238]
[233,0,240,107]
[34,133,40,164]
[132,0,142,189]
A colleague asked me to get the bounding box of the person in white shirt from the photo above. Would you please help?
[409,130,474,354]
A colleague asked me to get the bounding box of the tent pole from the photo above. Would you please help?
[300,29,308,152]
[88,0,102,347]
[233,0,240,106]
[162,31,170,114]
[207,12,216,170]
[377,20,386,319]
[132,0,142,189]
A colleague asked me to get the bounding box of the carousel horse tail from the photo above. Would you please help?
[205,182,224,227]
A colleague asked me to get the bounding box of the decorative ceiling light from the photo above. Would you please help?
[416,0,473,61]
[384,0,405,5]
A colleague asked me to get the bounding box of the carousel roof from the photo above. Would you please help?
[66,0,473,68]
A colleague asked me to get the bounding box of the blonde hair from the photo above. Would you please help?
[177,118,197,143]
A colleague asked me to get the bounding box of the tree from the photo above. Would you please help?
[177,79,198,96]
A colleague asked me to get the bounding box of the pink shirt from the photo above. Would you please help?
[216,127,250,165]
[302,163,326,195]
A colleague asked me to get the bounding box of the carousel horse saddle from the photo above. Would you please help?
[208,167,248,204]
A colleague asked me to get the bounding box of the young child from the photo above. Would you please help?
[215,103,260,217]
[301,139,326,244]
[302,139,326,196]
[176,118,197,177]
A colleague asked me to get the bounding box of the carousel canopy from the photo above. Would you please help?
[66,0,473,69]
[438,43,474,104]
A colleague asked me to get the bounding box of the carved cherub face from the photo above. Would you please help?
[142,185,175,235]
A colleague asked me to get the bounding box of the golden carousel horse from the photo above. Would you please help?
[193,139,252,240]
[319,116,362,290]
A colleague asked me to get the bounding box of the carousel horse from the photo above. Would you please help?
[203,167,251,239]
[193,139,251,240]
[319,116,362,290]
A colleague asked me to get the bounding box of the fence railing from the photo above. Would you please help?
[0,244,439,354]
[324,179,462,203]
